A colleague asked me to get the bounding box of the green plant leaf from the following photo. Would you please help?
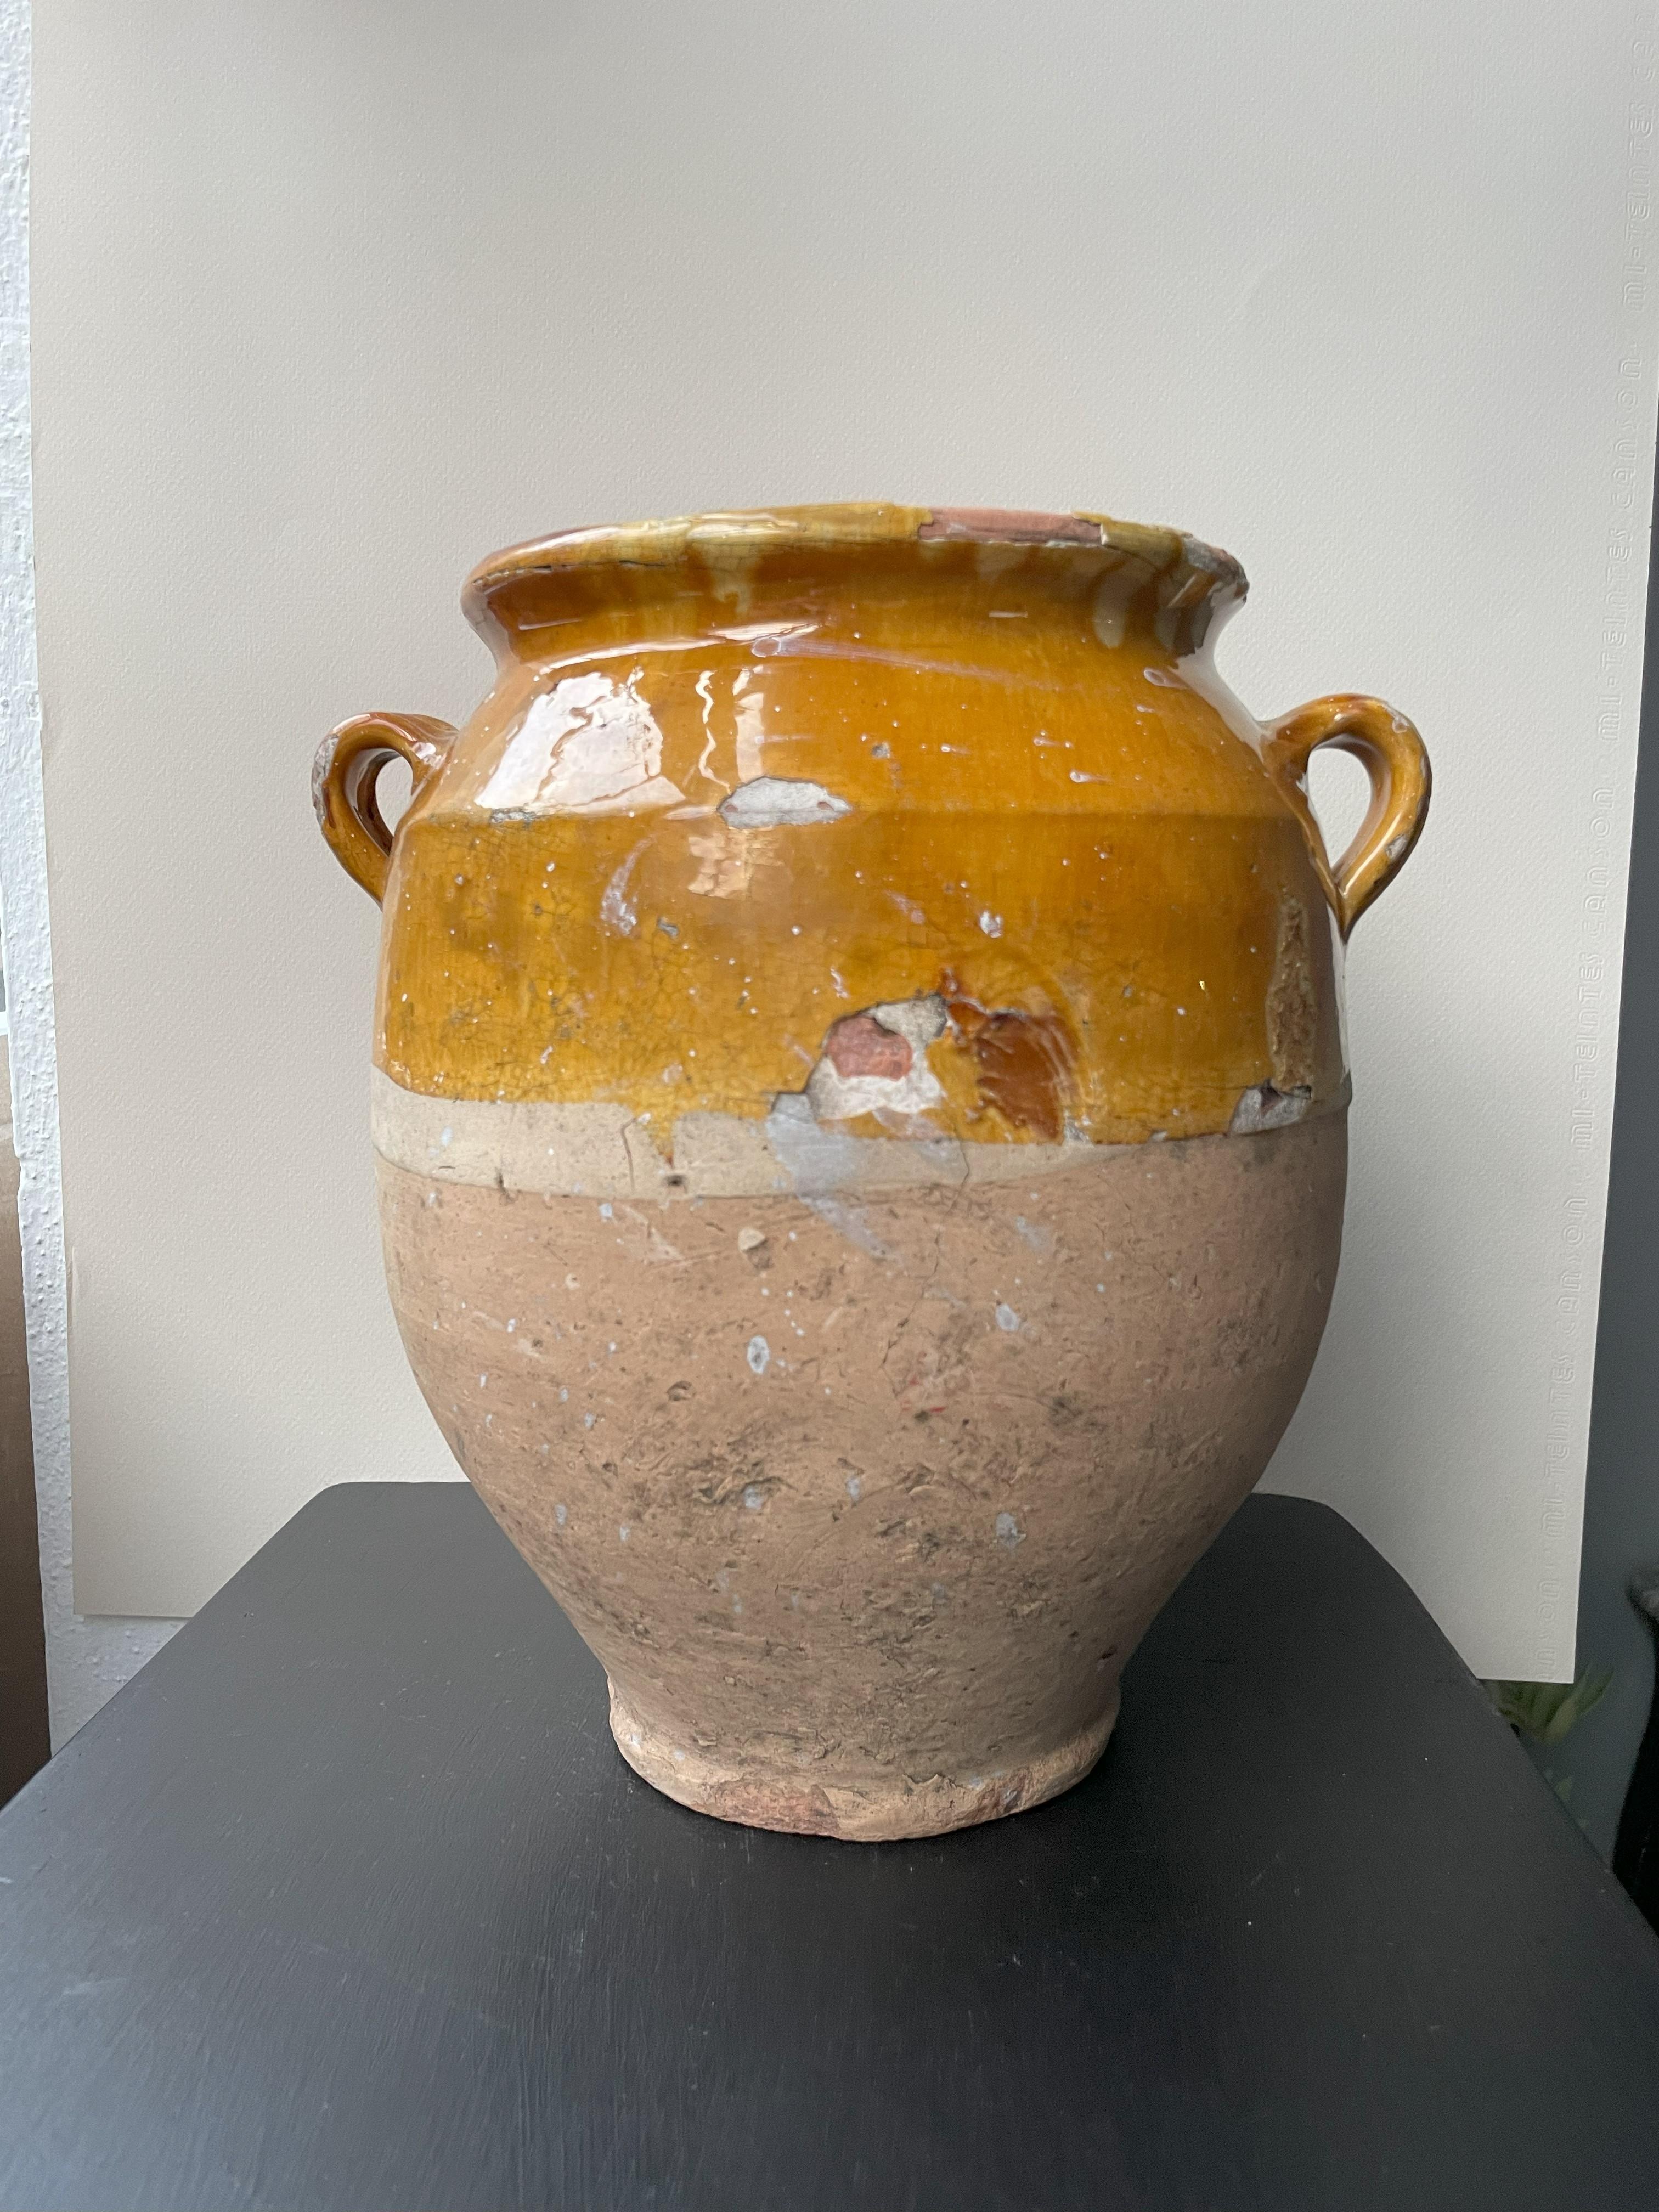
[1482,1664,1612,1746]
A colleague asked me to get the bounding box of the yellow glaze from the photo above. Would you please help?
[315,505,1430,1146]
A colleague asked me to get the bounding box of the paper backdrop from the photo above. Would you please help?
[29,0,1658,1677]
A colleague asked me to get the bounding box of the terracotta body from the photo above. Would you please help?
[317,504,1429,1841]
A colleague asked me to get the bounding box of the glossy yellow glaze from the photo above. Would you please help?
[315,505,1430,1144]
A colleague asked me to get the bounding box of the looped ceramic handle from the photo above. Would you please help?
[314,713,456,903]
[1262,694,1431,938]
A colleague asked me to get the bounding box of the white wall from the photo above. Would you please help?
[0,0,178,1743]
[21,1,1659,1687]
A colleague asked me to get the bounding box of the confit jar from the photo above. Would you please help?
[315,503,1429,1840]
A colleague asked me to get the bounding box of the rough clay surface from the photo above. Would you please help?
[378,1116,1345,1839]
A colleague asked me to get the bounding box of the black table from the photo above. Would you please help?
[2,1485,1657,2211]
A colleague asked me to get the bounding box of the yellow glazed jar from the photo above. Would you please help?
[317,504,1429,1840]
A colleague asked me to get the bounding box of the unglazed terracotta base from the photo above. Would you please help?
[377,1104,1345,1841]
[605,1682,1121,1841]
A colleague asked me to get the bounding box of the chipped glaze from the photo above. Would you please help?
[316,503,1429,1840]
[317,504,1429,1149]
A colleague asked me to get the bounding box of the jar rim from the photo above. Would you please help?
[461,501,1246,649]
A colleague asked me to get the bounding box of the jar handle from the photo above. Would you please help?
[313,713,456,903]
[1261,693,1431,938]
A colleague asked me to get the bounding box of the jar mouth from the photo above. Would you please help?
[462,502,1248,657]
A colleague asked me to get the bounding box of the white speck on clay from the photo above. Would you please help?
[719,776,851,828]
[732,1597,743,1615]
[619,1525,631,1543]
[558,1387,568,1401]
[439,1127,453,1148]
[845,1475,862,1500]
[799,1192,895,1259]
[978,909,1003,937]
[608,1341,618,1353]
[743,1485,765,1511]
[599,1202,613,1219]
[600,847,646,936]
[584,1412,596,1429]
[995,1303,1021,1332]
[555,1503,568,1527]
[672,1749,687,1765]
[996,1511,1024,1550]
[747,1335,771,1375]
[478,1373,488,1387]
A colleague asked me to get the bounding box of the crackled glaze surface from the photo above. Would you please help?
[316,503,1429,1838]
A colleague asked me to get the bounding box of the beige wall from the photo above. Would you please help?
[29,1,1659,1675]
